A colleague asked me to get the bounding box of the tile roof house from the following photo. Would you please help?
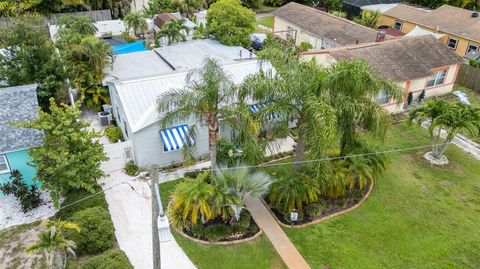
[271,2,393,50]
[303,35,463,113]
[371,4,480,56]
[0,84,43,192]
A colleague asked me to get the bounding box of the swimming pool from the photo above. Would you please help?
[112,40,148,55]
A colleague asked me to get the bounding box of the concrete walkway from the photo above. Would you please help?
[245,196,311,269]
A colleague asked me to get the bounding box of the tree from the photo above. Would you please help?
[192,22,209,39]
[323,60,403,156]
[0,0,41,15]
[0,170,42,213]
[0,14,68,110]
[268,173,321,213]
[207,0,255,47]
[143,0,173,16]
[26,220,80,269]
[353,10,380,28]
[171,0,204,18]
[157,58,238,170]
[123,11,148,36]
[158,19,190,45]
[407,99,480,161]
[212,164,272,220]
[243,42,337,172]
[14,99,108,206]
[56,15,98,37]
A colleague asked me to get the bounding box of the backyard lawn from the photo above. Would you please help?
[159,180,286,269]
[256,16,273,29]
[284,123,480,268]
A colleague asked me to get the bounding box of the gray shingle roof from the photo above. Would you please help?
[0,84,43,153]
[272,2,392,46]
[329,35,463,81]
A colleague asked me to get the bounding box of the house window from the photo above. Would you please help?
[0,155,10,174]
[116,106,121,123]
[394,21,403,30]
[286,26,294,40]
[376,90,391,105]
[447,38,458,50]
[321,39,334,49]
[467,43,479,53]
[426,69,447,87]
[124,121,129,138]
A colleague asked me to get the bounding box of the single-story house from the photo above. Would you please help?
[302,35,463,113]
[106,39,271,167]
[342,0,401,18]
[152,12,197,46]
[366,4,480,56]
[0,84,43,192]
[271,2,393,50]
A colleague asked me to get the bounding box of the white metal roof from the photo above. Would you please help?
[110,60,273,133]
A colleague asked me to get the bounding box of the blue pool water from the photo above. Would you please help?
[112,40,148,55]
[0,149,39,197]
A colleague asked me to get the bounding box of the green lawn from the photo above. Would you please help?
[443,85,480,107]
[283,123,480,268]
[255,3,277,13]
[159,179,286,269]
[256,16,273,29]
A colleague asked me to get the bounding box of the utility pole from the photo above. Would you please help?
[151,165,161,269]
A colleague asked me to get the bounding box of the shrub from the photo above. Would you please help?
[0,170,41,213]
[55,187,107,220]
[120,31,137,43]
[124,161,139,176]
[204,223,232,242]
[305,202,326,218]
[68,206,115,255]
[73,249,133,269]
[191,223,205,238]
[183,171,199,179]
[104,125,123,143]
[232,212,251,234]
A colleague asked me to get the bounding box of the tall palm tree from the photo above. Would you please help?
[26,220,80,269]
[408,99,480,160]
[212,164,272,220]
[123,12,148,36]
[158,19,190,45]
[171,0,205,19]
[157,58,238,170]
[57,15,98,37]
[243,42,337,172]
[323,60,403,156]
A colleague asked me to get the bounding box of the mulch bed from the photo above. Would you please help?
[182,216,260,243]
[265,185,370,226]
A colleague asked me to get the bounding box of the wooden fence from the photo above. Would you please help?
[456,64,480,93]
[0,10,112,27]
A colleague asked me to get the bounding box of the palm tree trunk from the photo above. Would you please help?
[208,118,219,173]
[294,130,305,172]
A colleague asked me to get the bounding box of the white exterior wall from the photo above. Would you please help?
[273,17,329,50]
[109,84,133,140]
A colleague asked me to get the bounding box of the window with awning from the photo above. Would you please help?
[249,103,279,121]
[159,124,195,152]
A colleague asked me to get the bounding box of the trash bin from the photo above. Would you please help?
[98,111,111,127]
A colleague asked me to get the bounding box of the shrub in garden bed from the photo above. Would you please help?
[69,249,133,269]
[0,170,41,212]
[104,125,124,143]
[168,165,271,242]
[68,206,115,255]
[124,161,139,176]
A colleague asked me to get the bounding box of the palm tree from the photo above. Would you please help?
[157,58,238,170]
[268,173,321,213]
[212,164,272,220]
[57,15,98,36]
[408,99,480,161]
[123,12,148,36]
[171,0,205,19]
[243,42,337,172]
[346,156,373,190]
[323,60,403,156]
[158,19,190,45]
[168,174,216,228]
[26,220,80,269]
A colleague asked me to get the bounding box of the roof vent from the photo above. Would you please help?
[472,11,479,18]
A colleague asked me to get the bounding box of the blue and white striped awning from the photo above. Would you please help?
[159,124,195,152]
[250,103,278,121]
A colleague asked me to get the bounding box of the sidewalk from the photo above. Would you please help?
[245,196,311,269]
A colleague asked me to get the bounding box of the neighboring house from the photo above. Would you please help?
[271,2,393,50]
[0,84,43,190]
[303,35,463,114]
[367,4,480,56]
[342,0,401,18]
[152,12,197,46]
[105,39,270,167]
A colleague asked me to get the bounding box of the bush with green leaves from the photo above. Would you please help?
[204,223,232,242]
[72,249,133,269]
[104,125,124,143]
[216,137,239,166]
[305,202,325,218]
[0,170,42,213]
[268,173,321,213]
[124,161,139,176]
[68,206,115,255]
